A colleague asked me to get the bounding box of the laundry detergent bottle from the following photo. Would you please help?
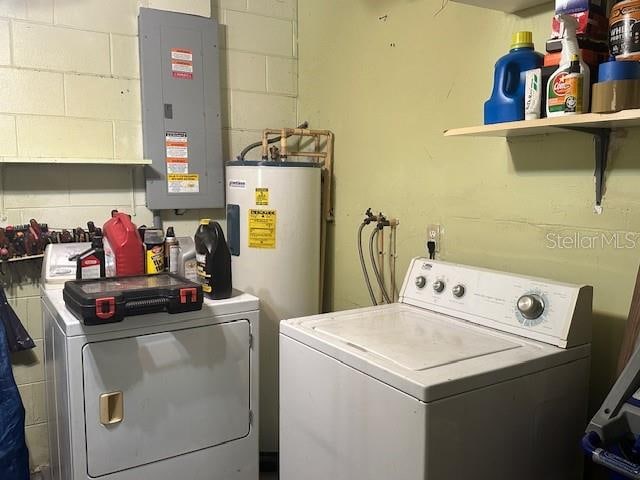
[484,32,544,124]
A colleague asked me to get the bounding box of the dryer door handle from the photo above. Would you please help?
[100,391,124,426]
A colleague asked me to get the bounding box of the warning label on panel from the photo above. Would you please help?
[255,188,269,206]
[168,173,199,193]
[248,209,276,249]
[167,163,188,173]
[166,131,189,173]
[171,48,193,80]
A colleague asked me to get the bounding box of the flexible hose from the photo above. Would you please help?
[358,223,377,305]
[369,228,392,304]
[388,226,397,301]
[238,121,309,161]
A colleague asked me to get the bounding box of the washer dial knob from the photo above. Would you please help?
[415,276,427,289]
[452,285,465,298]
[433,280,445,293]
[517,294,545,320]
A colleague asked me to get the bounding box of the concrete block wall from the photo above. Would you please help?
[2,0,298,472]
[214,0,298,160]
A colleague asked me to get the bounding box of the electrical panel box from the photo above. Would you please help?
[139,8,224,210]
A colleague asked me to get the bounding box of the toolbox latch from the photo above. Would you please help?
[180,288,198,304]
[95,297,116,320]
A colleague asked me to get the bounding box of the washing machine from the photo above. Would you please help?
[280,257,593,480]
[41,244,259,480]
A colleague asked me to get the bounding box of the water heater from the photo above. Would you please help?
[226,160,322,453]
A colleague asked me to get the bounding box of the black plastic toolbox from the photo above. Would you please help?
[63,274,204,325]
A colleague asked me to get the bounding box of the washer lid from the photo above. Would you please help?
[313,308,518,371]
[281,304,590,403]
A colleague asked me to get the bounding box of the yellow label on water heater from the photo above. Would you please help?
[248,209,276,249]
[255,188,269,206]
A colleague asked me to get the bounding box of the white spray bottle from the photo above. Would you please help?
[546,14,590,117]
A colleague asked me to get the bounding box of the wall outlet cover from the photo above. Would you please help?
[427,224,441,252]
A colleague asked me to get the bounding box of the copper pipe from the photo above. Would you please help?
[261,132,269,159]
[286,152,327,158]
[320,132,335,309]
[263,128,332,137]
[389,224,398,301]
[280,128,288,158]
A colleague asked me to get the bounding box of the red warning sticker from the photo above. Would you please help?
[171,48,193,80]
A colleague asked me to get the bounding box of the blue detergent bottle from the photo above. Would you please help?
[484,32,543,125]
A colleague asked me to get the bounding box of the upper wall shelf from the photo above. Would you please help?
[450,0,551,13]
[445,110,640,214]
[0,157,152,165]
[445,109,640,138]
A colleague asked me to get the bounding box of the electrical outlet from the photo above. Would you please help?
[427,224,441,252]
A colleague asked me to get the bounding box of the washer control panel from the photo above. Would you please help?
[399,258,593,348]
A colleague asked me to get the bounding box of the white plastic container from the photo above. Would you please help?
[524,68,542,120]
[177,236,197,283]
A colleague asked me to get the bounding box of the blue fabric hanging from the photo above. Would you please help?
[0,315,30,480]
[0,287,35,353]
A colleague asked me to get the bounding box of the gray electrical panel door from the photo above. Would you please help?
[139,8,224,210]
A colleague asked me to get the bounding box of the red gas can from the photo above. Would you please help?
[103,212,144,276]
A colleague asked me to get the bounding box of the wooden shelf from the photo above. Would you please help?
[445,110,640,213]
[0,157,152,165]
[444,109,640,138]
[0,254,44,264]
[450,0,550,14]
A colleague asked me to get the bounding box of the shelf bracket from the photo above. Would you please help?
[560,127,611,214]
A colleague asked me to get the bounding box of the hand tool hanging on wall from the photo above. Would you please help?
[0,219,101,265]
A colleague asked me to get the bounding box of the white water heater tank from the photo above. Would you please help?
[226,160,322,452]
